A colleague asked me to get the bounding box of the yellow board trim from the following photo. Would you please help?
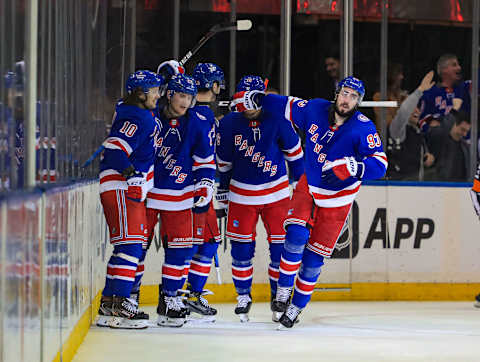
[139,282,480,305]
[52,291,102,362]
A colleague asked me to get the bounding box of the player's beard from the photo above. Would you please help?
[334,102,356,118]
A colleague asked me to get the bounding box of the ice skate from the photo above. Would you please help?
[96,297,113,327]
[185,291,217,322]
[234,294,252,323]
[157,293,188,328]
[474,293,480,308]
[271,287,292,322]
[277,304,302,330]
[131,291,149,320]
[108,297,148,329]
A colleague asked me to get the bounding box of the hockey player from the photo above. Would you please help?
[217,75,304,322]
[97,70,163,329]
[230,76,387,328]
[127,59,185,315]
[469,164,480,308]
[146,73,216,327]
[179,62,225,319]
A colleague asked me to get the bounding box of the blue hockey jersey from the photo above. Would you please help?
[146,107,216,211]
[418,81,471,122]
[282,95,387,208]
[193,103,217,128]
[99,101,159,194]
[216,95,304,205]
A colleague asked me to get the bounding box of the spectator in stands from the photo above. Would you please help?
[320,51,341,100]
[427,107,471,182]
[387,71,436,181]
[373,63,408,134]
[418,54,471,130]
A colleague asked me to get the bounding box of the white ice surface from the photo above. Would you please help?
[73,301,480,362]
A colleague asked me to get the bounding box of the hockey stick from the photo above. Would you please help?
[217,100,399,108]
[81,144,105,168]
[83,20,252,168]
[179,20,252,67]
[213,252,222,284]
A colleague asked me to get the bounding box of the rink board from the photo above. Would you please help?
[140,184,480,303]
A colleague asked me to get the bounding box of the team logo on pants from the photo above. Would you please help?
[233,220,239,227]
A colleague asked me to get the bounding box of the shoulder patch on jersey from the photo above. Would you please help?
[358,114,370,122]
[196,112,207,121]
[297,100,308,108]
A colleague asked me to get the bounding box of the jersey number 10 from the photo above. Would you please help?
[119,121,138,137]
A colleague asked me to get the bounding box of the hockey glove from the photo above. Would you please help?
[193,178,215,209]
[126,172,147,203]
[157,60,184,80]
[321,157,365,187]
[470,189,480,219]
[229,90,265,112]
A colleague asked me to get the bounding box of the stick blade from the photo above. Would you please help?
[237,19,252,31]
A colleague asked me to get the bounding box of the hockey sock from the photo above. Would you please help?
[291,248,324,309]
[231,241,255,295]
[268,242,283,297]
[188,242,219,293]
[102,252,116,297]
[108,244,143,298]
[131,247,147,294]
[162,247,193,297]
[180,245,198,289]
[278,224,310,288]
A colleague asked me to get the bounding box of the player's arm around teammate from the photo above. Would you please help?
[231,77,388,328]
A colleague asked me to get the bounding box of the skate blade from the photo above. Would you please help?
[133,311,150,320]
[186,305,218,318]
[108,316,148,329]
[474,301,480,308]
[276,323,290,331]
[238,313,249,323]
[272,312,283,323]
[95,315,113,327]
[156,315,185,328]
[186,314,216,323]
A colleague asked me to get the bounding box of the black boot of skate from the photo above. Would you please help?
[278,304,302,330]
[235,294,252,322]
[157,286,188,327]
[271,287,292,322]
[96,296,113,327]
[185,291,217,321]
[131,291,149,320]
[109,296,148,329]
